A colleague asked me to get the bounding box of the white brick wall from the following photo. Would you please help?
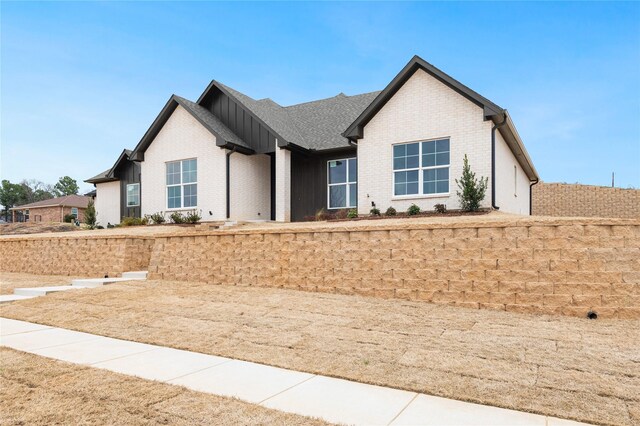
[141,105,227,221]
[358,69,494,214]
[495,130,531,215]
[275,147,291,222]
[230,153,271,220]
[95,180,120,226]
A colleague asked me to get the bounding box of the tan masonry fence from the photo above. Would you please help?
[146,219,640,319]
[1,218,639,319]
[0,236,155,277]
[533,182,640,219]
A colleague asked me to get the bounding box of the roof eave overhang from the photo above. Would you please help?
[84,177,119,184]
[215,140,254,155]
[494,112,539,181]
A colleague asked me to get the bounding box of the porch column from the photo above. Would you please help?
[275,147,291,222]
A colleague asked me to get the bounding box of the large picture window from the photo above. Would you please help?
[393,138,450,197]
[126,183,140,207]
[327,158,357,209]
[166,159,197,209]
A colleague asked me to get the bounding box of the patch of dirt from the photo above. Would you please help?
[0,347,330,425]
[0,222,78,235]
[2,278,638,425]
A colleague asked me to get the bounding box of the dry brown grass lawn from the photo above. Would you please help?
[0,272,81,295]
[0,347,330,425]
[2,278,639,425]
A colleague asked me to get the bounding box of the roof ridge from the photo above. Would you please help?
[283,90,381,109]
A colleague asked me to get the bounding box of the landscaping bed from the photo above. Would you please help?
[2,278,638,425]
[0,347,329,425]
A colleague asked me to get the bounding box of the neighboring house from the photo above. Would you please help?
[86,55,538,223]
[9,195,90,223]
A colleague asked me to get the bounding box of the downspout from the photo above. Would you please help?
[226,147,236,219]
[491,114,508,210]
[529,178,540,216]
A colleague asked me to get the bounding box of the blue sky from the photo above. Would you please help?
[1,1,639,193]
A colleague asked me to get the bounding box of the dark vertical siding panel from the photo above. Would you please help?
[116,161,142,220]
[290,149,357,221]
[252,120,260,151]
[260,127,269,153]
[237,108,244,140]
[228,100,236,133]
[244,116,252,146]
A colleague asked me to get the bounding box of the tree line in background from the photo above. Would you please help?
[0,176,80,221]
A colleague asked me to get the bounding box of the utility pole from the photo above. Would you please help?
[612,172,615,188]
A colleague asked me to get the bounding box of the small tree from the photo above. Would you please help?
[0,180,25,221]
[85,198,97,229]
[456,154,488,212]
[53,176,79,196]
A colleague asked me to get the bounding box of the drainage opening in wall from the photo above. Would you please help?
[587,310,598,320]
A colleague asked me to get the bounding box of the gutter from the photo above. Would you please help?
[226,147,236,219]
[491,114,508,210]
[529,178,540,216]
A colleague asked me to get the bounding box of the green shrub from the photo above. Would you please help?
[455,154,488,212]
[385,206,397,216]
[170,211,185,224]
[347,209,358,219]
[407,204,421,216]
[434,203,447,214]
[148,212,166,224]
[120,216,146,227]
[63,214,75,223]
[370,207,381,216]
[185,210,202,224]
[84,199,97,229]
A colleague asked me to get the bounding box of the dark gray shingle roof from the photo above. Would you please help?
[218,82,379,151]
[284,91,380,150]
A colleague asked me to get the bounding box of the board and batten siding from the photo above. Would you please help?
[95,180,121,226]
[141,104,227,221]
[200,87,277,154]
[357,68,495,214]
[116,160,142,219]
[290,149,357,221]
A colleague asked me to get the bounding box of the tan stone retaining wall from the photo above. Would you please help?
[147,220,640,319]
[533,182,640,219]
[0,236,155,277]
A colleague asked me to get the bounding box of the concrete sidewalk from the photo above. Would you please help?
[0,318,590,426]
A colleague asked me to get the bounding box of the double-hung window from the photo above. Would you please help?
[71,207,78,218]
[166,159,197,209]
[126,183,140,207]
[393,138,450,197]
[327,158,357,209]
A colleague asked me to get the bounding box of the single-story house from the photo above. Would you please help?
[9,195,90,223]
[86,55,538,223]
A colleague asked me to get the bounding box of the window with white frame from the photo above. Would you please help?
[327,158,357,209]
[393,138,450,196]
[166,159,197,209]
[126,183,140,207]
[71,207,78,218]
